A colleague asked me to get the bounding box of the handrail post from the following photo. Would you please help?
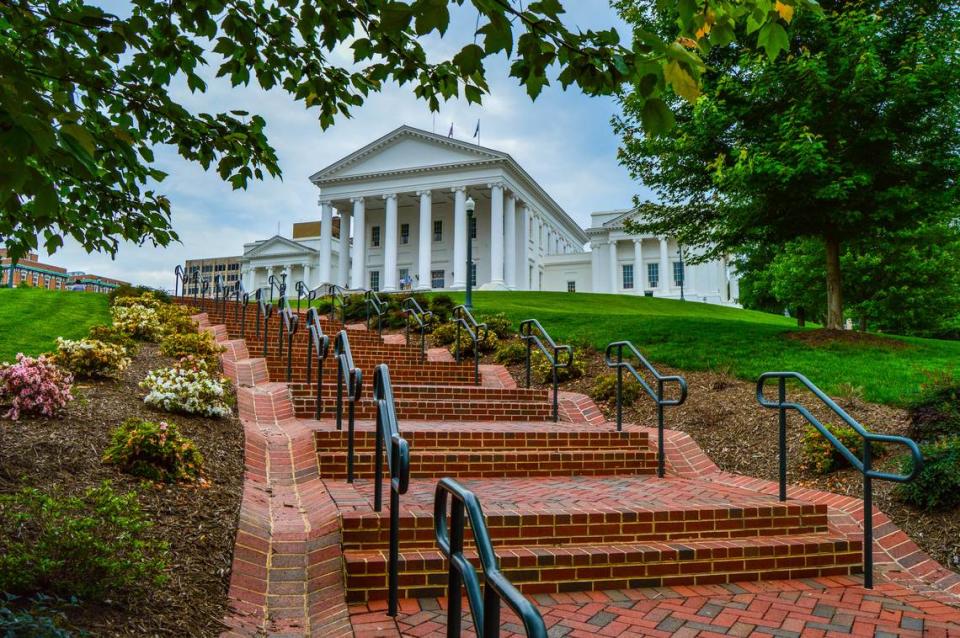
[455,319,462,363]
[347,378,356,483]
[336,360,344,432]
[616,345,623,432]
[863,440,874,589]
[446,499,465,638]
[551,347,559,422]
[388,447,401,616]
[373,414,383,512]
[778,376,787,502]
[657,378,665,478]
[525,336,532,389]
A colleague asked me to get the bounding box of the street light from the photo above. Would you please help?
[465,195,476,310]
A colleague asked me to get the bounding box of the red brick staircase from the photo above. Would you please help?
[182,298,960,637]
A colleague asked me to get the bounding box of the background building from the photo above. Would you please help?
[1,250,129,292]
[183,256,242,295]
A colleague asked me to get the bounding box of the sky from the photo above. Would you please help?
[50,1,655,289]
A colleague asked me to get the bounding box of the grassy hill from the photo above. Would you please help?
[0,288,111,362]
[441,291,960,406]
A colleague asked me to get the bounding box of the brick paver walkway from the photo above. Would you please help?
[351,577,960,637]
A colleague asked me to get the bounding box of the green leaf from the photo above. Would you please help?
[60,124,96,158]
[663,60,699,102]
[414,0,450,35]
[640,98,675,135]
[757,21,790,61]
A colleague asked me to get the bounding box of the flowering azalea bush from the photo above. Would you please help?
[0,354,73,420]
[159,331,224,370]
[140,359,231,417]
[155,303,198,336]
[87,324,140,355]
[111,303,163,340]
[103,418,205,483]
[112,293,198,341]
[54,337,131,379]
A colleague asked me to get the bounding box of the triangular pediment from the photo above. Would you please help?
[602,209,640,228]
[310,126,506,183]
[244,235,316,259]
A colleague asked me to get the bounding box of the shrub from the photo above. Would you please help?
[590,372,642,406]
[0,483,168,601]
[140,360,232,417]
[110,284,170,305]
[447,328,499,357]
[494,341,527,365]
[54,337,131,379]
[0,594,75,638]
[909,372,960,443]
[895,436,960,510]
[88,324,140,355]
[431,321,457,346]
[159,331,224,370]
[103,418,205,483]
[478,312,513,339]
[800,423,885,475]
[155,302,199,336]
[531,348,585,384]
[112,291,165,308]
[111,303,162,340]
[0,354,73,420]
[429,295,455,322]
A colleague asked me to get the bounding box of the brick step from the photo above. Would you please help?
[283,369,477,387]
[314,422,649,451]
[343,534,863,602]
[290,383,548,403]
[294,396,554,421]
[319,448,658,480]
[331,476,830,552]
[259,353,466,371]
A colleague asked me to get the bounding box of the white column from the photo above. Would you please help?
[283,264,292,292]
[504,193,517,289]
[337,207,350,287]
[303,263,312,289]
[417,190,432,290]
[489,183,505,287]
[633,239,643,294]
[383,193,399,292]
[319,200,333,284]
[521,205,531,290]
[608,240,618,293]
[350,197,365,289]
[452,186,467,289]
[719,257,729,301]
[659,237,670,294]
[590,240,604,292]
[241,267,251,291]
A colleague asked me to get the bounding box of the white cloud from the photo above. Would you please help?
[49,1,653,288]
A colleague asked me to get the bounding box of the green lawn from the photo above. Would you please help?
[437,291,960,406]
[0,288,111,362]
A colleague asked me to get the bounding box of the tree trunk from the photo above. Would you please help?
[824,236,843,330]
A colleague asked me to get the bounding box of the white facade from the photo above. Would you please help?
[542,210,739,305]
[239,128,738,306]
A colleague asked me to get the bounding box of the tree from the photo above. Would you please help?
[0,0,808,263]
[614,0,960,329]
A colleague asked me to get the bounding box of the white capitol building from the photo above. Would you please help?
[239,126,739,305]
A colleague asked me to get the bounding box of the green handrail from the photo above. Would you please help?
[334,330,363,482]
[365,289,385,335]
[452,305,487,385]
[604,341,687,477]
[435,478,547,638]
[519,319,572,422]
[757,371,923,589]
[305,308,331,419]
[402,297,433,363]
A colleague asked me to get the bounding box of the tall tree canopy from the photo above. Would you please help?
[0,0,809,263]
[614,0,960,329]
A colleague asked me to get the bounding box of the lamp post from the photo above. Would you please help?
[465,195,476,310]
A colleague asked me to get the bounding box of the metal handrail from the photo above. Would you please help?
[174,265,185,298]
[305,308,331,419]
[278,302,299,382]
[190,270,200,305]
[295,280,318,312]
[519,319,572,422]
[326,283,350,325]
[402,298,433,363]
[334,330,363,482]
[255,288,273,357]
[214,274,228,322]
[233,280,250,338]
[435,478,547,638]
[452,305,488,385]
[757,371,924,589]
[604,341,687,477]
[199,275,210,310]
[372,364,410,618]
[365,290,386,336]
[267,273,286,302]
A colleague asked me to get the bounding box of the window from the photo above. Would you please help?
[647,263,659,289]
[567,281,576,293]
[228,263,239,271]
[673,261,684,287]
[431,269,445,289]
[371,225,381,247]
[369,270,380,291]
[622,264,634,290]
[469,216,477,239]
[398,268,409,289]
[433,220,443,242]
[400,223,410,245]
[469,262,477,287]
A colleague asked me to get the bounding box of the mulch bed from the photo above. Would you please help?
[784,328,913,349]
[490,337,960,577]
[0,344,244,637]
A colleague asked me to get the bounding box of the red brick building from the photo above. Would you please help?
[1,249,129,292]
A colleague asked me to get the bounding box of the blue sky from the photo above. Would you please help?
[53,1,654,289]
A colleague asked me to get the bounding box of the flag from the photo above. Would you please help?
[447,122,453,137]
[473,120,480,138]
